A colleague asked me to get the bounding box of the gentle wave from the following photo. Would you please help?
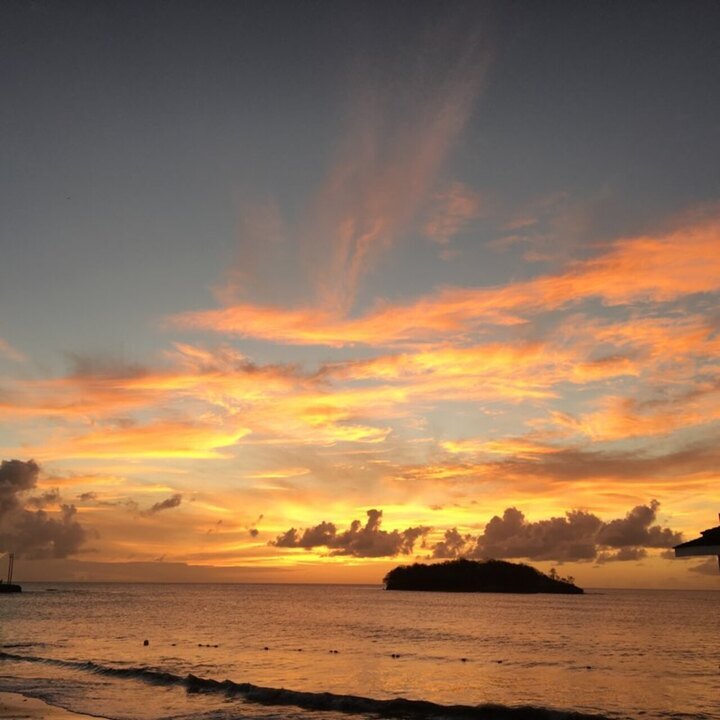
[0,650,613,720]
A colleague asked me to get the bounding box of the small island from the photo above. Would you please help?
[384,558,583,594]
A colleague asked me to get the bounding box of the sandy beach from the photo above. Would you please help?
[0,692,101,720]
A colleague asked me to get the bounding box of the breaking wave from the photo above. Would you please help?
[0,650,612,720]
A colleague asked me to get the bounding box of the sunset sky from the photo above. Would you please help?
[1,1,719,588]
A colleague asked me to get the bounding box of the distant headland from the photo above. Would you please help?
[384,558,584,594]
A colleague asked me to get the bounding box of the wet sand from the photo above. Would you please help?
[0,692,102,720]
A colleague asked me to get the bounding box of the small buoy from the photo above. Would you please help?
[263,646,269,651]
[143,640,149,646]
[496,659,503,663]
[461,657,467,662]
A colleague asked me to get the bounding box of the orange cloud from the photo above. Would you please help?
[383,438,720,512]
[441,437,561,458]
[307,41,489,314]
[211,31,490,318]
[244,468,311,480]
[0,344,315,424]
[424,181,484,245]
[170,214,720,346]
[0,375,157,419]
[570,382,720,441]
[22,421,250,461]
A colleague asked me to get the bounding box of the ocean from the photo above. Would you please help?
[0,584,717,720]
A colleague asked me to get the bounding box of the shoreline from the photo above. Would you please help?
[0,692,105,720]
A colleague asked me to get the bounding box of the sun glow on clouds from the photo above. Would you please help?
[2,208,719,584]
[1,20,719,587]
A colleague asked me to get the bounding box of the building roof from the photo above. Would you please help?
[674,524,720,555]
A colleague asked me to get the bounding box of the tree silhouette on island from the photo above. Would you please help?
[384,558,584,594]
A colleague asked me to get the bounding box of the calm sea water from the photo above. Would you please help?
[0,584,718,720]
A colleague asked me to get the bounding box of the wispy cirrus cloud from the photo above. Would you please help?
[384,436,720,502]
[424,181,484,246]
[19,420,250,461]
[0,338,24,362]
[170,213,720,346]
[567,381,720,441]
[215,25,491,317]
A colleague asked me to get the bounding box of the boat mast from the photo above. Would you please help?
[7,553,14,584]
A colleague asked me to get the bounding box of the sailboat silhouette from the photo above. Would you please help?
[0,552,22,593]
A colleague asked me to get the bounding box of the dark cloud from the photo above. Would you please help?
[26,489,61,510]
[66,352,146,379]
[394,439,720,490]
[143,493,182,516]
[492,441,720,484]
[595,500,682,548]
[477,507,602,562]
[275,520,336,549]
[3,505,87,559]
[272,509,430,557]
[596,547,648,563]
[430,501,682,564]
[78,492,98,502]
[96,498,140,513]
[0,459,87,558]
[0,459,39,516]
[248,513,263,538]
[432,528,474,559]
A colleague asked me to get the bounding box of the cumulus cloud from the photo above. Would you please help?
[430,501,682,563]
[26,489,61,510]
[0,459,38,516]
[272,509,430,557]
[432,528,474,559]
[478,507,602,562]
[595,500,680,548]
[0,459,87,558]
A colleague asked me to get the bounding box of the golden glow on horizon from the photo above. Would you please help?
[1,124,719,588]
